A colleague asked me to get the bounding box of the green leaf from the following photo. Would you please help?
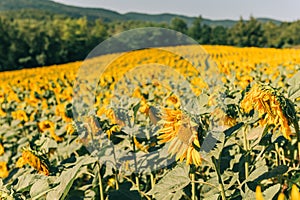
[247,165,268,182]
[256,165,288,182]
[263,184,280,200]
[147,164,190,197]
[287,71,300,100]
[108,182,140,200]
[46,156,97,200]
[30,179,50,199]
[14,174,42,192]
[203,194,220,200]
[224,122,244,137]
[46,164,82,200]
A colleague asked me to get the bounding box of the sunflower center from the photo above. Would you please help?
[177,121,193,145]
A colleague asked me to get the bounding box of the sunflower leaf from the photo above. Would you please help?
[147,163,190,197]
[224,122,244,137]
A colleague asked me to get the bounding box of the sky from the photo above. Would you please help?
[51,0,300,22]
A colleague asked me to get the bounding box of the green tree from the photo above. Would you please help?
[188,16,202,41]
[211,26,228,45]
[228,17,266,47]
[170,17,188,34]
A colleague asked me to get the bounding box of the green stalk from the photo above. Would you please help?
[150,173,155,188]
[150,173,155,199]
[131,135,140,191]
[212,157,226,200]
[97,162,104,200]
[115,173,119,190]
[275,143,280,166]
[294,119,300,163]
[243,126,249,179]
[191,173,196,200]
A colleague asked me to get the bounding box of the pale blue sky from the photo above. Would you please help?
[52,0,300,22]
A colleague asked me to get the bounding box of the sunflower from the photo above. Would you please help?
[255,185,264,200]
[166,94,181,109]
[16,150,49,176]
[0,162,9,178]
[133,136,149,153]
[0,143,4,156]
[38,120,63,142]
[11,110,28,122]
[66,123,76,135]
[96,107,125,138]
[157,108,202,166]
[241,84,292,140]
[291,184,300,200]
[0,108,6,117]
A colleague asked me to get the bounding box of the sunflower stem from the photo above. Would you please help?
[135,176,140,192]
[243,125,249,179]
[294,119,300,163]
[275,143,280,166]
[150,173,155,198]
[131,135,140,191]
[150,173,155,188]
[212,157,226,200]
[191,173,196,200]
[97,161,104,200]
[115,173,119,190]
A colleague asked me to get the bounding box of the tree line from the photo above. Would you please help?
[0,13,299,71]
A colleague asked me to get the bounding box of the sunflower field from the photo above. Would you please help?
[0,45,299,200]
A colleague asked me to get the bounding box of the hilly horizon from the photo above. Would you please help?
[0,0,283,27]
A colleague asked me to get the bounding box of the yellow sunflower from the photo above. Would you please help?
[255,185,264,200]
[16,150,49,176]
[11,110,28,122]
[291,184,299,200]
[0,143,4,156]
[241,84,292,140]
[0,162,9,178]
[38,120,63,142]
[157,108,202,166]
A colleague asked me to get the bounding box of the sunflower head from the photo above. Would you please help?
[157,108,202,166]
[0,162,9,178]
[12,110,28,122]
[241,83,294,140]
[16,149,49,176]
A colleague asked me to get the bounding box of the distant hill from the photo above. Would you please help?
[0,0,124,22]
[0,0,282,27]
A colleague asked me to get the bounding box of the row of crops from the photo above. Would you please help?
[0,45,299,199]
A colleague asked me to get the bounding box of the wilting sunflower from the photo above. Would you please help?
[241,84,293,140]
[16,149,49,176]
[157,108,202,166]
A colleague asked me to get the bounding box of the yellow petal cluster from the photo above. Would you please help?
[38,120,63,142]
[0,162,9,178]
[16,150,49,176]
[157,108,202,166]
[241,84,292,140]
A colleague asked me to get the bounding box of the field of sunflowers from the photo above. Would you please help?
[0,45,299,200]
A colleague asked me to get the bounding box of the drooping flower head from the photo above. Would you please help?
[241,83,294,140]
[157,108,202,166]
[16,149,49,176]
